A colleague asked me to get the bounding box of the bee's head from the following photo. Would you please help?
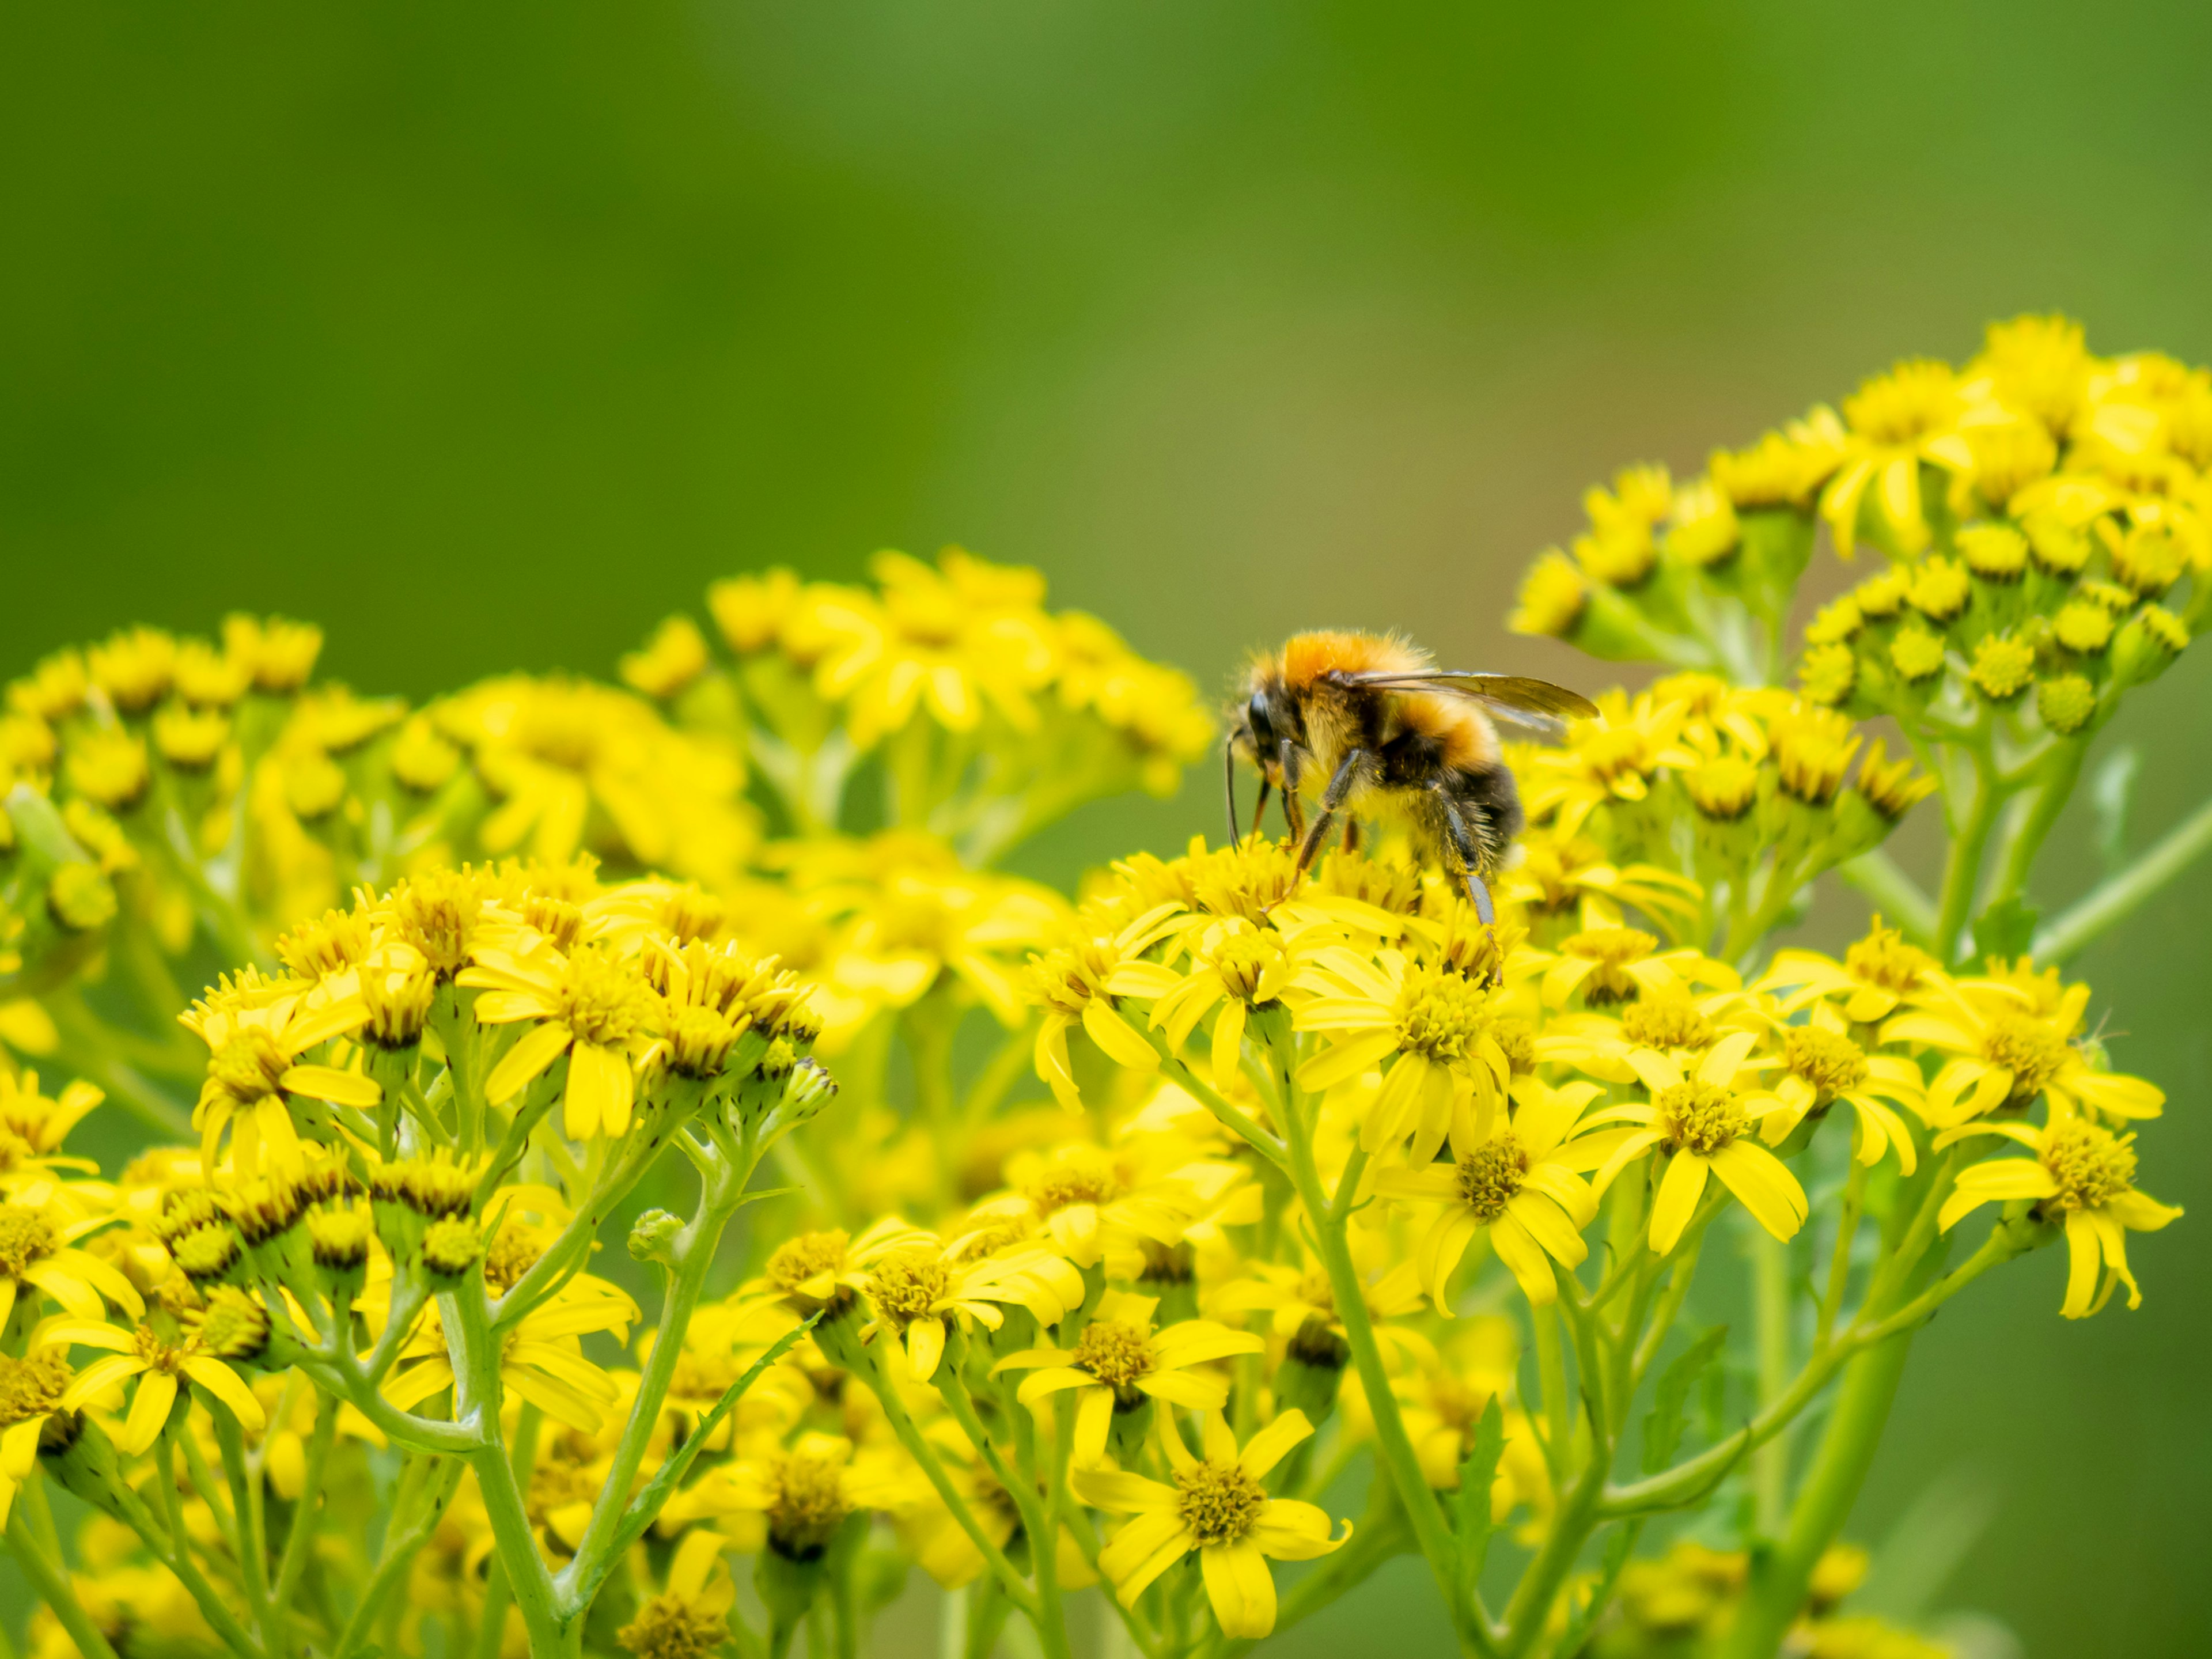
[1230,673,1298,767]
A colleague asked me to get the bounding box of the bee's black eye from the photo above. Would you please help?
[1244,693,1275,748]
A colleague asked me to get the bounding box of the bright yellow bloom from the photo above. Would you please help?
[1075,1408,1346,1639]
[461,938,660,1139]
[1820,359,1975,557]
[179,974,378,1175]
[1374,1080,1599,1307]
[661,1430,916,1556]
[995,1289,1262,1465]
[1295,951,1514,1161]
[861,1234,1083,1382]
[1148,918,1305,1088]
[0,1347,74,1527]
[616,1529,738,1658]
[1762,919,1942,1024]
[1584,1035,1808,1253]
[1023,903,1185,1112]
[50,1314,266,1455]
[1217,1255,1430,1371]
[1938,1118,2180,1316]
[1750,1004,1924,1172]
[0,1202,145,1327]
[1883,972,2162,1127]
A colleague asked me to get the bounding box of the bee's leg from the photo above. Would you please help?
[1294,751,1368,881]
[1224,740,1241,849]
[1251,775,1274,844]
[1277,741,1307,843]
[1433,788,1501,946]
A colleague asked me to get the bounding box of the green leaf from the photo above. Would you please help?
[1645,1325,1728,1475]
[1971,896,2039,964]
[1454,1396,1507,1596]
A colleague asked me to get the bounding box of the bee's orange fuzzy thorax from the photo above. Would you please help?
[1274,630,1428,690]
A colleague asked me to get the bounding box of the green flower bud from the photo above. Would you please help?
[628,1209,686,1267]
[2036,675,2097,736]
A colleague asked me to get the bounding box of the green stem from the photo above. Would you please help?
[157,1433,271,1659]
[1262,1014,1496,1658]
[271,1391,338,1634]
[474,1403,543,1659]
[2034,789,2212,962]
[331,1458,467,1659]
[1934,745,1999,963]
[556,1149,747,1615]
[5,1510,121,1659]
[1815,1162,1868,1350]
[854,1346,1043,1624]
[1749,1226,1793,1535]
[1988,740,2087,908]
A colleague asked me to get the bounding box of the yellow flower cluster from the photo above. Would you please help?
[1500,673,1934,961]
[1512,316,2208,699]
[623,548,1214,860]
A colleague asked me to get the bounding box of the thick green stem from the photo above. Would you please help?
[556,1150,747,1614]
[1716,1334,1912,1659]
[1749,1228,1793,1535]
[331,1457,467,1659]
[2035,789,2212,962]
[1262,1016,1495,1657]
[1934,754,2000,963]
[1988,741,2086,907]
[6,1509,122,1659]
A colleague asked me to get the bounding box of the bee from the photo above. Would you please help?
[1226,630,1598,925]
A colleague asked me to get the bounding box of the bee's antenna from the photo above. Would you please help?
[1224,738,1241,850]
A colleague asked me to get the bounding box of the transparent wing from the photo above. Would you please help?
[1344,671,1600,725]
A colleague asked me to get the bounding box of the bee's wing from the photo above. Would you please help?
[1346,671,1600,727]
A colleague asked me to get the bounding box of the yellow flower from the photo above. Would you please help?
[1147,918,1304,1088]
[1217,1255,1430,1371]
[963,1142,1222,1271]
[1389,1322,1551,1528]
[994,1289,1262,1465]
[461,938,660,1139]
[179,975,379,1175]
[862,1235,1084,1382]
[0,1202,145,1327]
[1296,949,1522,1161]
[1583,1034,1808,1253]
[1820,359,1975,557]
[808,549,1057,745]
[662,1430,915,1557]
[1522,925,1737,1013]
[50,1315,266,1455]
[616,1528,738,1659]
[1495,828,1703,930]
[0,1346,74,1526]
[0,1071,106,1201]
[904,1416,1094,1592]
[1023,902,1186,1112]
[1508,551,1589,638]
[1762,919,1941,1024]
[1883,973,2162,1127]
[1751,1010,1923,1173]
[1074,1408,1346,1640]
[1937,1118,2181,1316]
[1374,1080,1599,1307]
[1523,691,1702,839]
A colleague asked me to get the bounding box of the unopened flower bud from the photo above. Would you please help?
[419,1217,483,1278]
[629,1209,685,1267]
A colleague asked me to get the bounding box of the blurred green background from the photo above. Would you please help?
[5,1,2210,1652]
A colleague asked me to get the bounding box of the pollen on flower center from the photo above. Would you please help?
[1783,1028,1869,1100]
[1980,1012,2070,1100]
[1025,1159,1123,1215]
[1622,992,1714,1051]
[131,1324,188,1376]
[1174,1460,1266,1547]
[2039,1120,2138,1212]
[1656,1082,1746,1156]
[767,1230,850,1294]
[1211,934,1283,1003]
[767,1450,850,1558]
[1456,1134,1531,1222]
[618,1592,729,1659]
[0,1205,56,1278]
[210,1030,289,1103]
[1395,965,1493,1061]
[555,949,653,1046]
[1563,927,1659,1005]
[1843,926,1933,997]
[0,1348,71,1425]
[868,1251,950,1325]
[1072,1319,1153,1390]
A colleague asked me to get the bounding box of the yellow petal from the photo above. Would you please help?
[183,1358,267,1434]
[121,1371,180,1456]
[488,1021,574,1109]
[1201,1540,1277,1639]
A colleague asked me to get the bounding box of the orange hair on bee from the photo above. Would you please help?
[1273,630,1429,690]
